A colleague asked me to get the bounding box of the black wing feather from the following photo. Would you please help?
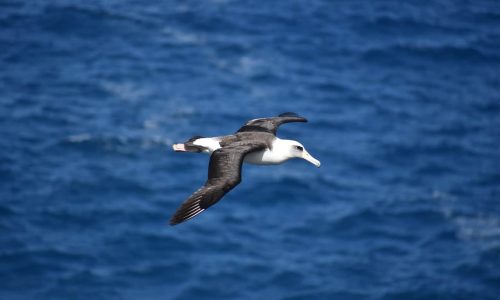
[170,142,267,225]
[236,112,307,135]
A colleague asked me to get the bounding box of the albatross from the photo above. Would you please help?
[170,112,320,225]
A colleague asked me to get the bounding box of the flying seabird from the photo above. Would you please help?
[170,112,320,225]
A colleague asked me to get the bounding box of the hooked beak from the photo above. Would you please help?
[302,150,321,167]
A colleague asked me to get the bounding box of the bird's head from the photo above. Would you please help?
[281,140,321,167]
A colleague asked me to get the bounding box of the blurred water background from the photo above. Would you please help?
[1,0,500,299]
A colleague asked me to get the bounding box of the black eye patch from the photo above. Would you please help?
[295,145,303,151]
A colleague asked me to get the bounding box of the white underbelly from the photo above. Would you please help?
[244,149,284,165]
[192,137,287,165]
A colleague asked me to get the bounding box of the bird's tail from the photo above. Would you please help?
[172,136,206,153]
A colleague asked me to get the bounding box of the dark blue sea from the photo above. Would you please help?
[2,1,500,299]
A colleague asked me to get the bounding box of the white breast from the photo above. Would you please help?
[244,139,290,165]
[244,149,274,165]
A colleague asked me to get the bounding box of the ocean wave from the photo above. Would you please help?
[161,27,205,45]
[360,43,500,65]
[63,133,172,152]
[377,139,480,161]
[100,81,152,103]
[454,216,500,247]
[355,15,465,37]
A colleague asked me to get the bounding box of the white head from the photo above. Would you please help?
[277,139,321,167]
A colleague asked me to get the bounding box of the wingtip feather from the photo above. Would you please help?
[279,112,300,117]
[278,112,307,122]
[169,209,204,226]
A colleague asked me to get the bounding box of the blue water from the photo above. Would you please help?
[2,1,500,299]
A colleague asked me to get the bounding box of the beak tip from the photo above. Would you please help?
[302,151,321,168]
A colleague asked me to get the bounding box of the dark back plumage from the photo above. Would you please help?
[236,112,307,135]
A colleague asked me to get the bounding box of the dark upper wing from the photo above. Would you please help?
[236,112,307,135]
[169,142,267,225]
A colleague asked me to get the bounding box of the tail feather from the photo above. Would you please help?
[172,144,186,152]
[172,136,208,153]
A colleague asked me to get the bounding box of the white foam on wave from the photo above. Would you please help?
[212,55,270,78]
[434,190,500,248]
[455,216,500,242]
[67,133,92,143]
[101,81,150,102]
[238,56,265,76]
[161,27,204,45]
[143,119,158,129]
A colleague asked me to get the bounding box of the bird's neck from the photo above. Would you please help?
[266,138,294,162]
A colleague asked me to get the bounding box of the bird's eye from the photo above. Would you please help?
[295,145,303,151]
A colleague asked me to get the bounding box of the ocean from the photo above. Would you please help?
[1,1,500,299]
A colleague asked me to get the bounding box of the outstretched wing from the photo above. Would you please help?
[236,112,307,135]
[169,142,267,225]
